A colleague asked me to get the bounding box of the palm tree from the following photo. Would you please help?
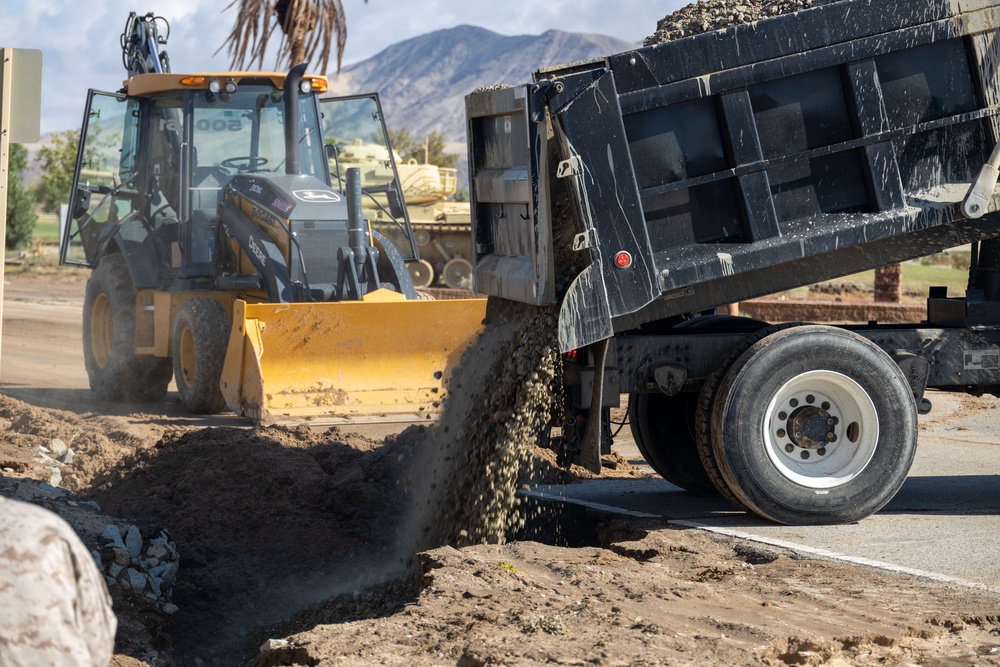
[220,0,367,74]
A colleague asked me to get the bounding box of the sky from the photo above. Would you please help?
[0,0,684,138]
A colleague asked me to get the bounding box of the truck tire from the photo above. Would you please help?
[628,392,716,495]
[172,298,230,414]
[83,253,172,402]
[708,325,917,525]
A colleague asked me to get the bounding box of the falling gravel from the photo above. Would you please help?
[406,299,562,550]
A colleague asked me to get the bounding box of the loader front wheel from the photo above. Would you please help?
[708,326,917,525]
[172,298,230,414]
[83,253,172,402]
[628,392,716,495]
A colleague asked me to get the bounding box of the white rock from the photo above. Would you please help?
[62,448,74,465]
[127,568,148,594]
[48,438,68,457]
[125,525,143,559]
[147,544,169,561]
[162,603,179,615]
[261,639,290,653]
[102,524,126,549]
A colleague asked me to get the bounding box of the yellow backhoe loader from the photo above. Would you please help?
[59,12,485,423]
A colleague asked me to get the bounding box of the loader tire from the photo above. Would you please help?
[628,392,716,496]
[708,326,918,525]
[83,253,172,403]
[172,298,230,414]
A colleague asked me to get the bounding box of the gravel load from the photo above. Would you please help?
[644,0,842,45]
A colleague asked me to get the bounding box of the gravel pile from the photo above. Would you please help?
[644,0,842,45]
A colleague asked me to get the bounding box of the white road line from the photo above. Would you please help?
[522,489,999,595]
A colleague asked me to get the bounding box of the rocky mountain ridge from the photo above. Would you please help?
[329,25,637,148]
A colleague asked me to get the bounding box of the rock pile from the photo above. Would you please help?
[644,0,841,45]
[0,476,179,613]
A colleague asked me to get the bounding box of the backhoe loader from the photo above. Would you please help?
[60,12,485,422]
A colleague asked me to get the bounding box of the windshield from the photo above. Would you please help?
[191,86,327,178]
[321,94,417,260]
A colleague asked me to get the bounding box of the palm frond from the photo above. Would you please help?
[219,0,366,74]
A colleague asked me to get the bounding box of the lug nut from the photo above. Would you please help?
[776,429,786,438]
[785,444,794,453]
[821,401,830,410]
[790,398,799,407]
[800,451,810,460]
[817,447,827,456]
[806,394,815,404]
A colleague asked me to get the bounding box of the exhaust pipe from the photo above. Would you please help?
[283,63,308,175]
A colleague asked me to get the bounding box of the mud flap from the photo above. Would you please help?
[220,290,487,423]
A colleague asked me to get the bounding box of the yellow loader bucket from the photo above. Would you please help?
[221,291,486,423]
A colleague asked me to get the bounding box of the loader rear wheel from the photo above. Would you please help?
[172,298,230,414]
[83,253,172,402]
[708,326,918,525]
[628,392,716,495]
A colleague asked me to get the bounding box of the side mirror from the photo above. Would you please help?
[386,180,406,219]
[72,186,92,219]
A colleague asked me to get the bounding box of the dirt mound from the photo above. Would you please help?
[253,524,1000,667]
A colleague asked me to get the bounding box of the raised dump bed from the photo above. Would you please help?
[466,0,1000,351]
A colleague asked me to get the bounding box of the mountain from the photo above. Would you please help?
[328,25,638,148]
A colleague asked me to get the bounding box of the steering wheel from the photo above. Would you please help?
[221,156,269,172]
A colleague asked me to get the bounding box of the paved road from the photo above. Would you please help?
[538,390,1000,591]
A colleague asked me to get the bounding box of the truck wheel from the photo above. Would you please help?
[172,298,230,414]
[83,253,172,402]
[628,392,716,495]
[709,326,917,525]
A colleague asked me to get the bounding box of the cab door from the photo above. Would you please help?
[60,91,143,267]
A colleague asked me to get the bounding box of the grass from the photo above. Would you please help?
[34,212,61,244]
[772,258,970,303]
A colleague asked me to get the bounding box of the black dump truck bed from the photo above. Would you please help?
[466,0,1000,352]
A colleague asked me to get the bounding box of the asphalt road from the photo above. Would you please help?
[538,390,1000,591]
[4,289,999,591]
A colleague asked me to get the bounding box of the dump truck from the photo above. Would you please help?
[59,12,485,423]
[466,0,1000,525]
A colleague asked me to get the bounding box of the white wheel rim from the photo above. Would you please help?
[763,370,878,489]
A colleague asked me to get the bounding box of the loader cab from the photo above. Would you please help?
[60,74,340,287]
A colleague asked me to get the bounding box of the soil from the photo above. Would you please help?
[3,270,1000,667]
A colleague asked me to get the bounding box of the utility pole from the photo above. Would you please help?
[0,48,42,382]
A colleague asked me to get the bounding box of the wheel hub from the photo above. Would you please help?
[771,392,842,461]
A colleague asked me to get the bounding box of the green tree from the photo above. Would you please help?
[6,143,37,250]
[33,129,79,214]
[388,128,458,169]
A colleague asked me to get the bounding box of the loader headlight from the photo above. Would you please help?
[208,77,222,94]
[299,78,313,94]
[224,77,238,94]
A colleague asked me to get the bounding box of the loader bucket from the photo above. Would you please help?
[220,290,487,423]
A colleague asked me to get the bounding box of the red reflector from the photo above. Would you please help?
[614,251,632,269]
[564,349,579,363]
